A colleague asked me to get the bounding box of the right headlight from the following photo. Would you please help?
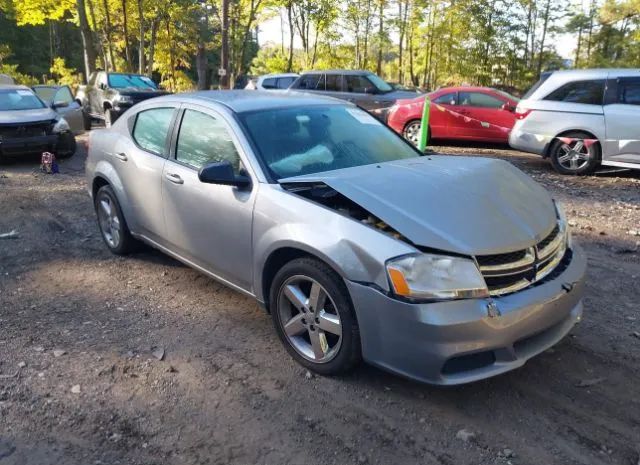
[554,200,572,248]
[386,253,489,301]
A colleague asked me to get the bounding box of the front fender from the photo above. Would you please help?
[252,185,416,303]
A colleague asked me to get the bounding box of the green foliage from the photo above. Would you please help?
[49,57,82,87]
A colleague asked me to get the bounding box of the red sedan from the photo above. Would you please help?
[387,86,519,145]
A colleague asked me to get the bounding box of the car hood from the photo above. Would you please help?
[118,88,171,97]
[279,156,557,256]
[0,107,57,125]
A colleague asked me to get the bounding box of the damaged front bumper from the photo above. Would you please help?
[347,244,587,385]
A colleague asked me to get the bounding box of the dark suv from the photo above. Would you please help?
[77,72,170,126]
[289,70,420,118]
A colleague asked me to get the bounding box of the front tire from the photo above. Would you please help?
[94,185,138,255]
[270,257,361,376]
[549,132,601,175]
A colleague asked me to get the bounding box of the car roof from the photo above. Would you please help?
[260,73,299,78]
[0,84,33,91]
[545,68,639,78]
[299,70,373,76]
[153,90,346,113]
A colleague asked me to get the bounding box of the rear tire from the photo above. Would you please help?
[549,131,601,175]
[403,120,430,148]
[270,257,361,376]
[94,185,138,255]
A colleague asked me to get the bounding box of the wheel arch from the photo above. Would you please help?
[260,246,346,313]
[543,128,601,159]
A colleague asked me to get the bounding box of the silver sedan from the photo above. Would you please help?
[86,91,586,385]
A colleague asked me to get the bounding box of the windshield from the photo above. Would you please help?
[367,74,393,92]
[0,89,45,111]
[32,87,57,103]
[238,105,420,180]
[108,73,158,89]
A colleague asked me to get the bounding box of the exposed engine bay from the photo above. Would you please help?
[281,182,409,244]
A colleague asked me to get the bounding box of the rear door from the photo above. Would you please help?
[161,104,256,290]
[112,104,177,241]
[603,76,640,165]
[454,91,513,140]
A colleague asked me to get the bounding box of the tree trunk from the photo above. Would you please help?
[536,0,551,79]
[77,0,97,80]
[102,0,116,71]
[376,0,384,76]
[137,0,145,74]
[220,0,230,88]
[575,24,582,68]
[121,0,133,71]
[286,1,294,72]
[196,43,208,90]
[146,17,159,76]
[166,19,176,90]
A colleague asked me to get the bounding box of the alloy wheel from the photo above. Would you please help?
[277,275,342,363]
[97,194,121,248]
[403,121,422,146]
[556,139,591,171]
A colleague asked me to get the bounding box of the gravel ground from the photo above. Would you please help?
[0,135,639,465]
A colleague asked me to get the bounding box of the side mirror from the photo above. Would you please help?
[198,160,251,189]
[99,83,107,90]
[501,102,515,112]
[52,101,69,109]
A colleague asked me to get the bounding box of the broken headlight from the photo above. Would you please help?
[386,253,489,301]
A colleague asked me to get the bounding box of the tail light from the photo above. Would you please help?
[515,108,533,120]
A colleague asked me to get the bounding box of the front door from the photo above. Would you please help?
[604,77,640,165]
[453,91,514,140]
[53,86,84,133]
[161,105,256,291]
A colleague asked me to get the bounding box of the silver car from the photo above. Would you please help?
[509,68,640,175]
[86,91,586,385]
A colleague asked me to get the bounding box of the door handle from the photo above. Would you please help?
[114,152,127,161]
[165,173,184,184]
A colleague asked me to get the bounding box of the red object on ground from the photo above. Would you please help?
[387,86,519,144]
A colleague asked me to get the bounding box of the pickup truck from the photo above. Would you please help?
[76,72,169,127]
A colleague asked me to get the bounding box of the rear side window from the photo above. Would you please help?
[176,109,241,172]
[544,80,605,105]
[432,92,456,105]
[325,74,344,92]
[459,92,504,108]
[132,107,174,155]
[618,79,640,105]
[345,75,372,93]
[261,77,277,89]
[276,77,296,89]
[295,74,322,90]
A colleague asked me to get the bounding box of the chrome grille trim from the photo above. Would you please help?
[476,223,567,296]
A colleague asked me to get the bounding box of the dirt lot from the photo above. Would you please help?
[1,135,639,465]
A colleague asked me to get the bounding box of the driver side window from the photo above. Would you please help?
[176,109,242,173]
[54,87,74,105]
[345,75,373,93]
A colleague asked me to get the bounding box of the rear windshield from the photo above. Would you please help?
[522,72,553,99]
[32,87,57,103]
[0,89,45,111]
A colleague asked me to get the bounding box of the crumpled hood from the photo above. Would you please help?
[0,108,57,125]
[280,156,557,256]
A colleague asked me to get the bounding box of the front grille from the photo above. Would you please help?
[476,224,567,296]
[0,122,51,140]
